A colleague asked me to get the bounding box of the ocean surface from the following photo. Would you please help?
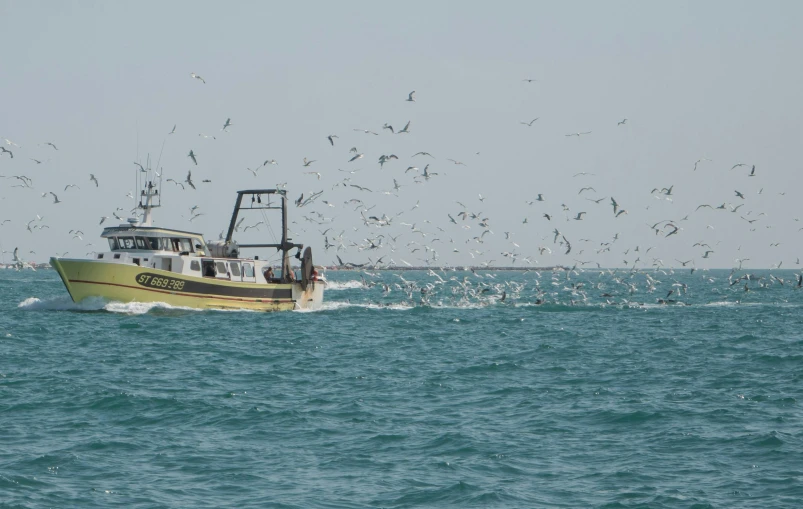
[1,267,802,508]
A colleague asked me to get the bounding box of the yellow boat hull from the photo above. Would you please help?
[50,258,325,311]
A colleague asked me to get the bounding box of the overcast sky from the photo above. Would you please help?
[1,1,801,269]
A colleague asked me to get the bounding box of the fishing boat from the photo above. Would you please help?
[50,179,325,311]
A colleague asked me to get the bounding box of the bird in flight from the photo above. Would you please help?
[221,118,232,131]
[302,158,316,167]
[693,158,712,171]
[185,170,196,190]
[327,135,338,146]
[49,192,61,204]
[522,78,538,83]
[748,165,756,177]
[0,147,12,158]
[520,118,539,126]
[44,142,58,150]
[348,153,364,163]
[734,190,745,199]
[353,128,379,135]
[397,121,411,134]
[565,131,592,137]
[188,150,197,165]
[89,174,99,187]
[304,172,322,180]
[412,151,434,158]
[573,212,587,220]
[168,124,176,135]
[406,91,416,102]
[618,119,628,125]
[190,72,206,84]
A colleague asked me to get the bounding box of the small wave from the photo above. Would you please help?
[18,296,202,315]
[325,280,366,290]
[295,301,415,312]
[18,296,108,311]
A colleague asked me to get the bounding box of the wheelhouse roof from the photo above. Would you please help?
[101,226,204,238]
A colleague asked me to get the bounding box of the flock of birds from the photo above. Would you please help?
[1,71,801,307]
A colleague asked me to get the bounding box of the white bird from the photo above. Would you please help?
[221,118,232,131]
[64,184,80,191]
[348,153,364,163]
[49,192,61,204]
[188,150,197,165]
[190,72,206,84]
[168,124,176,135]
[406,90,416,102]
[397,121,411,134]
[565,131,592,137]
[303,158,316,167]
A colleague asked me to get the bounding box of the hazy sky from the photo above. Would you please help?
[1,1,802,269]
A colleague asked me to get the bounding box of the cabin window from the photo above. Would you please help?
[230,263,241,277]
[242,263,254,278]
[171,239,181,252]
[97,254,104,259]
[107,238,119,251]
[202,260,216,277]
[135,237,148,249]
[190,260,201,271]
[216,261,227,274]
[119,237,136,250]
[147,237,160,250]
[159,238,172,251]
[114,253,121,259]
[179,239,193,253]
[133,258,140,266]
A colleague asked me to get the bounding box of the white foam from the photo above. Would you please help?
[325,280,366,290]
[18,296,108,311]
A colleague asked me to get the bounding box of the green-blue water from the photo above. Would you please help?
[1,268,802,508]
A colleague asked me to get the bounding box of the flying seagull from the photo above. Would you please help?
[185,170,196,190]
[520,118,539,126]
[618,119,627,125]
[221,118,232,131]
[45,142,58,150]
[168,124,176,135]
[0,147,12,158]
[565,131,592,137]
[188,150,197,165]
[49,192,61,204]
[190,72,206,84]
[327,135,338,146]
[302,157,316,167]
[406,91,416,102]
[397,121,411,134]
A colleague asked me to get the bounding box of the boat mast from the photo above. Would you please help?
[138,179,160,226]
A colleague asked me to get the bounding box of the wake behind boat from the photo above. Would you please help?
[50,178,324,311]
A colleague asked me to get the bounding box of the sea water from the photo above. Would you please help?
[1,268,802,508]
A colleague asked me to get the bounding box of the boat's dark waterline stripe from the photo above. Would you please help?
[70,279,293,303]
[133,272,293,299]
